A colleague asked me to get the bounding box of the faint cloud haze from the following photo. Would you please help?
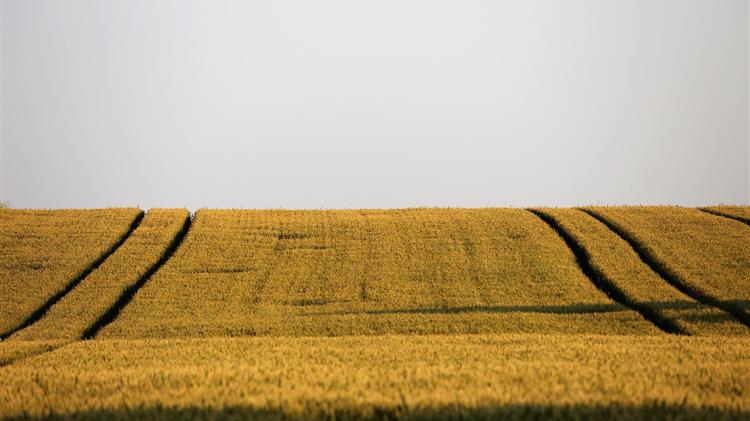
[1,0,748,209]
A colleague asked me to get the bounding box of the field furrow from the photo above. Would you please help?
[583,207,750,328]
[1,335,748,420]
[530,209,683,335]
[538,208,749,335]
[701,206,750,226]
[0,208,143,338]
[98,209,658,338]
[9,209,190,340]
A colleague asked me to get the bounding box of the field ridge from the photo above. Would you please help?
[581,208,750,328]
[81,212,193,339]
[0,211,145,339]
[529,209,685,335]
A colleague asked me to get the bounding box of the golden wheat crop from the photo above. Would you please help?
[1,206,749,420]
[584,206,750,326]
[9,209,190,340]
[98,208,657,338]
[1,334,748,419]
[537,208,749,335]
[0,208,142,337]
[702,206,750,225]
[0,339,69,366]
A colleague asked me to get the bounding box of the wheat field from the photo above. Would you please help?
[584,206,750,326]
[99,209,655,338]
[535,208,749,335]
[703,206,750,225]
[2,335,749,420]
[0,208,142,338]
[10,209,190,340]
[0,206,748,420]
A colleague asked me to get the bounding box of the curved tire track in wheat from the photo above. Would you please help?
[580,208,750,328]
[528,209,685,335]
[0,212,145,340]
[81,213,193,339]
[698,208,750,227]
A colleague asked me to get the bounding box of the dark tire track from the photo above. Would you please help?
[528,209,686,335]
[698,208,750,227]
[580,208,750,328]
[81,212,192,339]
[0,211,145,340]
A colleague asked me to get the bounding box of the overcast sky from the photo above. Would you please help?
[1,0,748,210]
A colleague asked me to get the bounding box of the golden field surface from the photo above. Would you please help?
[1,335,748,420]
[0,208,142,338]
[99,209,656,338]
[584,207,750,326]
[535,208,749,335]
[0,206,749,420]
[0,339,68,367]
[10,209,190,340]
[703,206,750,225]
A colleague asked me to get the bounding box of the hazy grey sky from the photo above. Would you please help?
[1,0,748,210]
